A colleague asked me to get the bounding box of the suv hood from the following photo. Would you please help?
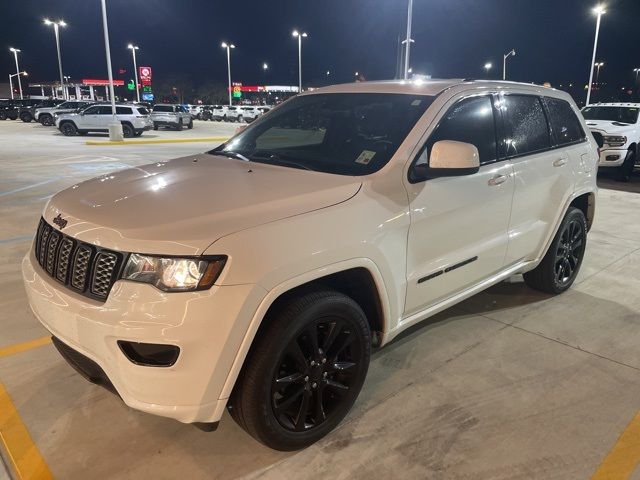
[585,119,634,135]
[43,154,362,255]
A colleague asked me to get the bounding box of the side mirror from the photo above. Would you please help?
[413,140,480,181]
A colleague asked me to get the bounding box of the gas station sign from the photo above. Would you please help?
[139,66,152,86]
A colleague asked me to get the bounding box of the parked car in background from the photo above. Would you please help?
[582,103,639,181]
[56,104,152,138]
[0,100,19,120]
[24,79,598,450]
[187,104,203,120]
[151,104,193,130]
[20,99,65,123]
[211,105,228,121]
[36,101,94,126]
[200,105,213,121]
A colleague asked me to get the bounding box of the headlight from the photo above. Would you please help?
[122,254,227,292]
[603,135,627,147]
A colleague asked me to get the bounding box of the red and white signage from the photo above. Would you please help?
[139,66,152,85]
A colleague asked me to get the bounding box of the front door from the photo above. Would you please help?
[403,94,515,317]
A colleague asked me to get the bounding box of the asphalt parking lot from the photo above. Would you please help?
[1,119,640,479]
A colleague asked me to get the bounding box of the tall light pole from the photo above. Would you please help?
[9,71,27,100]
[503,49,516,80]
[99,0,122,141]
[403,0,414,79]
[9,48,23,99]
[44,19,67,100]
[127,44,140,102]
[221,42,235,106]
[586,5,606,106]
[594,62,604,83]
[292,30,308,93]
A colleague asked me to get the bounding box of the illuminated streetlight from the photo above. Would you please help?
[262,62,268,70]
[586,5,606,105]
[594,62,604,84]
[503,49,516,80]
[221,42,235,106]
[292,30,308,93]
[633,68,640,84]
[484,62,493,78]
[8,71,27,100]
[44,18,67,99]
[9,48,23,99]
[127,44,140,102]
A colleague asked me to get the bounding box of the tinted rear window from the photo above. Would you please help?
[546,98,586,145]
[153,105,174,112]
[502,95,551,157]
[116,106,133,115]
[137,107,149,115]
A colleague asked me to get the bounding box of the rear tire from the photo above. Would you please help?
[176,120,183,131]
[60,122,77,136]
[0,112,6,120]
[153,123,159,131]
[523,207,587,294]
[40,114,54,126]
[121,123,134,138]
[229,288,371,451]
[616,149,636,182]
[21,113,33,123]
[188,119,193,129]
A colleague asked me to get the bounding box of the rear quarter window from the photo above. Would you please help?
[501,95,551,157]
[116,107,133,115]
[545,98,586,146]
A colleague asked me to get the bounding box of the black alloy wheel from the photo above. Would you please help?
[271,315,365,433]
[230,289,371,450]
[60,122,77,136]
[41,115,53,126]
[554,218,585,288]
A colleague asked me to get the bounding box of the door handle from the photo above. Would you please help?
[488,174,508,186]
[553,158,567,167]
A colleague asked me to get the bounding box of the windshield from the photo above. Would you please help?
[210,93,434,175]
[582,106,639,124]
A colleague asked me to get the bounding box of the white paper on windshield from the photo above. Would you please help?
[355,150,376,165]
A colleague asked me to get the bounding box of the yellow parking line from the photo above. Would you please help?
[86,136,230,146]
[0,337,51,359]
[592,410,640,479]
[0,381,53,479]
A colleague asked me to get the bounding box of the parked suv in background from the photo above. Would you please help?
[56,104,152,137]
[211,105,227,121]
[582,103,639,181]
[20,99,65,123]
[36,101,93,126]
[23,80,597,451]
[151,104,193,130]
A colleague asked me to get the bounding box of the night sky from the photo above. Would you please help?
[2,0,639,95]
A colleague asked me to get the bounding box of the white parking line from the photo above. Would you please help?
[0,179,58,198]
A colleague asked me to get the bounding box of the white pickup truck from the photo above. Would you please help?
[582,103,639,181]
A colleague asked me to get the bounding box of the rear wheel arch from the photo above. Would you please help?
[569,192,596,231]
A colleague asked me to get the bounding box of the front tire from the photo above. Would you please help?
[60,122,77,136]
[524,207,587,294]
[616,149,636,182]
[40,114,54,126]
[230,289,371,451]
[176,119,183,131]
[153,123,159,131]
[21,113,33,123]
[188,119,193,129]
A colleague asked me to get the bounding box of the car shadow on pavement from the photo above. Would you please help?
[597,169,640,194]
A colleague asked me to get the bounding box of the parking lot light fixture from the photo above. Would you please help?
[127,44,140,103]
[9,48,23,99]
[262,62,268,70]
[8,71,27,100]
[221,42,235,106]
[503,49,516,80]
[292,30,308,93]
[99,0,123,141]
[43,18,67,99]
[586,5,606,106]
[594,62,604,84]
[484,62,493,77]
[634,68,640,84]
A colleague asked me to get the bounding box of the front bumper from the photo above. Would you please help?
[22,250,266,424]
[598,148,628,167]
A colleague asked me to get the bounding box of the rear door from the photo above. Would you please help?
[502,94,578,264]
[403,94,515,315]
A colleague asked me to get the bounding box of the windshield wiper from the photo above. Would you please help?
[249,151,315,171]
[211,150,250,162]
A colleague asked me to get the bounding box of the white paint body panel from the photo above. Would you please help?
[22,80,598,424]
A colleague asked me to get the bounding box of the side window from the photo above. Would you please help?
[98,106,113,115]
[82,106,99,114]
[415,95,497,169]
[545,98,586,146]
[116,107,133,115]
[501,95,551,157]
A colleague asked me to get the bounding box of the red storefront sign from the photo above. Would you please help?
[139,66,152,85]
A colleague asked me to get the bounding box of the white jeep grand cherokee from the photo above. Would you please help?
[22,79,598,450]
[582,103,639,181]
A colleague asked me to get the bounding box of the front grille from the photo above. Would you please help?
[33,217,126,301]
